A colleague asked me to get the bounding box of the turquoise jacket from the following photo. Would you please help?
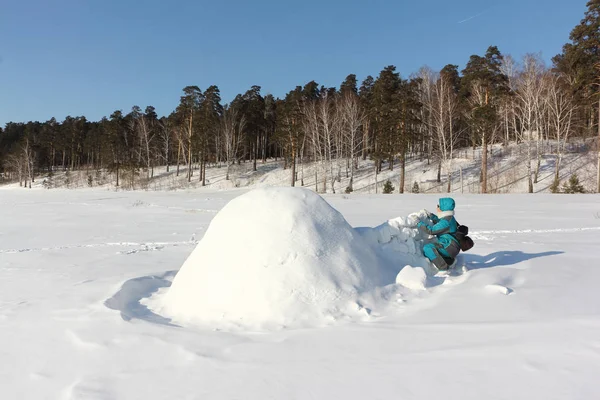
[417,197,459,249]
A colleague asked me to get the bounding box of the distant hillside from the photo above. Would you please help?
[2,140,598,194]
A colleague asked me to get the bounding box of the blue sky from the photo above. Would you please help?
[0,0,587,126]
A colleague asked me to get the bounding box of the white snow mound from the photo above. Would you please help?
[395,265,428,290]
[152,187,383,330]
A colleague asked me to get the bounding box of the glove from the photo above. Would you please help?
[417,221,426,228]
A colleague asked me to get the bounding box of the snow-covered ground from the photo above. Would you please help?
[1,188,600,399]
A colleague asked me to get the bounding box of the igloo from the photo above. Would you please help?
[152,187,384,330]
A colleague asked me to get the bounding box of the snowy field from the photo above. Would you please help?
[1,187,600,399]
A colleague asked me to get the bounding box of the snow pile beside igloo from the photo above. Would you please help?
[150,187,384,330]
[356,211,436,279]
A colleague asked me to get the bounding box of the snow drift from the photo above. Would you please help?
[149,187,434,330]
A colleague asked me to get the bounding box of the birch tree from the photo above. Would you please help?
[545,73,577,185]
[432,69,461,192]
[515,54,544,193]
[338,91,365,191]
[220,105,246,180]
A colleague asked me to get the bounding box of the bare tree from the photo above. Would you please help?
[467,81,495,193]
[136,111,155,179]
[220,105,246,180]
[500,55,519,145]
[417,67,436,164]
[301,93,340,193]
[317,92,338,193]
[431,71,461,192]
[302,99,324,192]
[3,154,26,186]
[545,73,577,184]
[337,91,365,191]
[23,138,34,188]
[515,54,545,193]
[595,62,600,193]
[159,120,173,172]
[174,126,187,177]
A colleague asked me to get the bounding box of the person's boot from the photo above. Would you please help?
[442,256,455,268]
[431,255,449,271]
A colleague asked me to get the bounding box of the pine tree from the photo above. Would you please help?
[359,76,375,160]
[276,86,305,186]
[553,0,600,193]
[340,74,358,97]
[383,179,394,194]
[372,66,402,172]
[461,46,510,193]
[235,86,264,172]
[178,86,202,182]
[198,85,223,185]
[562,174,586,193]
[396,77,422,193]
[412,181,420,193]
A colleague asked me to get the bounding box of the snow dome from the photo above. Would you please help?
[152,187,384,329]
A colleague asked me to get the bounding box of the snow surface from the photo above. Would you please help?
[1,187,600,399]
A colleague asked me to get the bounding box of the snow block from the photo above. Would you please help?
[485,284,513,295]
[395,265,428,290]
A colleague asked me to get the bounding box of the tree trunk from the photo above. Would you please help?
[374,164,378,194]
[481,132,488,194]
[597,97,600,193]
[527,136,533,193]
[166,139,170,173]
[290,146,296,187]
[399,152,405,194]
[199,152,203,182]
[253,135,258,171]
[176,142,181,177]
[534,128,541,184]
[362,121,369,161]
[349,155,354,192]
[534,157,541,184]
[555,152,561,183]
[322,163,327,193]
[187,114,193,182]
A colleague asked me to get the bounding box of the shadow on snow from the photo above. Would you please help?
[104,270,178,326]
[462,250,564,270]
